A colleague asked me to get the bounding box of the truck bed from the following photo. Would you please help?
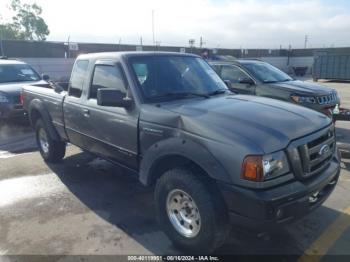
[22,84,67,139]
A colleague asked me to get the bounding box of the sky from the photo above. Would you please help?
[1,0,350,49]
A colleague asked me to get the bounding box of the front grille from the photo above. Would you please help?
[297,127,335,178]
[14,104,23,110]
[317,92,337,105]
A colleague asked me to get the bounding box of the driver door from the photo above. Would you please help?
[220,65,255,94]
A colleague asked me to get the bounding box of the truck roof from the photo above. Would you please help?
[209,59,265,65]
[77,51,199,60]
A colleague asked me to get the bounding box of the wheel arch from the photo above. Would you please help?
[139,138,230,186]
[29,99,61,141]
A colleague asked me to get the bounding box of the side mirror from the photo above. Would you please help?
[42,74,50,81]
[53,83,64,93]
[239,78,255,85]
[97,88,132,108]
[224,80,232,88]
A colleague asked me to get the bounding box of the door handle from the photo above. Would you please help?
[83,109,90,117]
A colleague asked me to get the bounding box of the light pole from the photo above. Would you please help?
[67,36,70,58]
[0,29,4,57]
[152,10,155,46]
[189,39,195,53]
[0,17,4,57]
[304,35,308,49]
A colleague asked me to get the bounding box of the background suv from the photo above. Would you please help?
[209,59,340,116]
[0,58,49,121]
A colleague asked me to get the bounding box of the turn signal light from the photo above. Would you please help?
[20,91,24,105]
[241,155,263,182]
[290,95,300,103]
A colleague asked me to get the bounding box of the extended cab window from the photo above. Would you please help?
[221,65,251,83]
[90,65,126,99]
[68,60,89,98]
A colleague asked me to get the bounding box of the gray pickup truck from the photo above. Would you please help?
[22,52,341,253]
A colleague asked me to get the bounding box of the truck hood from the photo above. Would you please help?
[0,80,47,94]
[159,95,331,153]
[267,80,334,95]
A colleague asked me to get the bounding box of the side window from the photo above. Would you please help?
[221,65,250,83]
[90,65,126,99]
[132,63,148,85]
[211,65,221,75]
[69,60,89,98]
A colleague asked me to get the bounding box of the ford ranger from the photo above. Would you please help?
[22,52,341,253]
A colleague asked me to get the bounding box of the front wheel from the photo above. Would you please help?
[155,168,229,253]
[35,119,66,163]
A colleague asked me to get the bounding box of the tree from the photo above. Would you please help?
[0,23,21,39]
[0,0,49,41]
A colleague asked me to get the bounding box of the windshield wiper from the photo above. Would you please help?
[153,92,210,100]
[207,89,228,96]
[280,79,293,82]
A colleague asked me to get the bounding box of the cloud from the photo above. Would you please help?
[1,0,350,48]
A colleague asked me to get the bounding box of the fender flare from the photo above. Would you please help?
[139,137,230,186]
[28,99,61,141]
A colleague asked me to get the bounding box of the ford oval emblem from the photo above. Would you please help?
[319,144,330,156]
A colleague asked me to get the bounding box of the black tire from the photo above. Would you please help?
[35,119,66,163]
[155,168,229,254]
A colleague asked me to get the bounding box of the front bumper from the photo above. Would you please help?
[302,103,337,118]
[218,154,340,229]
[0,103,25,119]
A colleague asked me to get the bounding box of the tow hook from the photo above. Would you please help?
[309,191,320,204]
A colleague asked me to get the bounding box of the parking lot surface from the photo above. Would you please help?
[0,80,350,258]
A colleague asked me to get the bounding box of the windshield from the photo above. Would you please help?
[129,56,227,102]
[243,62,293,83]
[0,64,41,83]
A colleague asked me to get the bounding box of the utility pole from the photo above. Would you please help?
[0,29,4,57]
[117,37,122,51]
[304,34,308,49]
[199,36,205,48]
[287,44,292,66]
[0,17,4,57]
[189,39,195,53]
[140,37,143,47]
[67,36,70,58]
[152,10,155,46]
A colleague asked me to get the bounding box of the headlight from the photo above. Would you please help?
[291,94,316,104]
[0,93,9,103]
[241,151,289,182]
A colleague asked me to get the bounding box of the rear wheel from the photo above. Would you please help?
[155,168,229,253]
[35,119,66,163]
